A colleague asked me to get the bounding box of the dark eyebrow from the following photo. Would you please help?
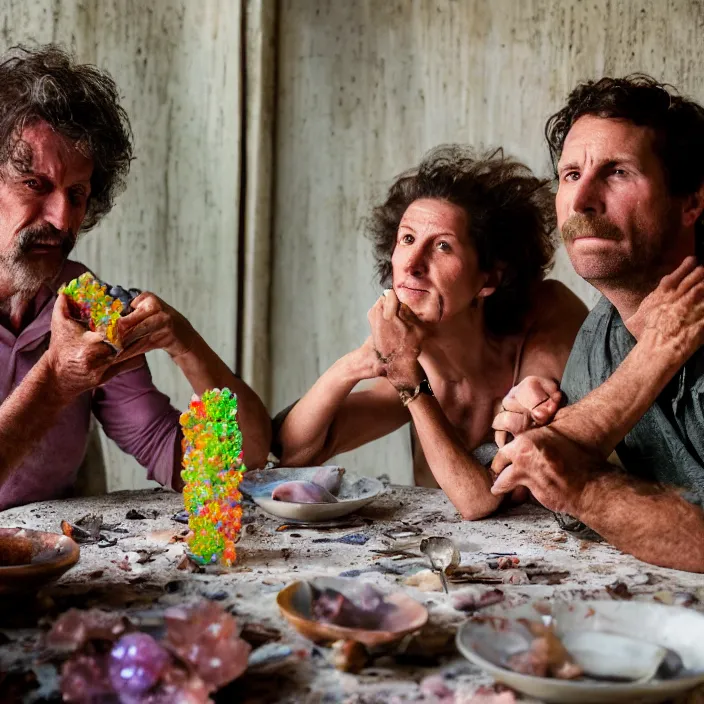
[558,156,640,174]
[8,139,33,174]
[398,223,459,239]
[557,161,579,175]
[601,157,640,169]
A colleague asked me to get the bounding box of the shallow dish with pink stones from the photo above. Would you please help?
[240,466,383,521]
[0,527,80,594]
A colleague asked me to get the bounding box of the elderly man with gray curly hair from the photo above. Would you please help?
[0,45,271,510]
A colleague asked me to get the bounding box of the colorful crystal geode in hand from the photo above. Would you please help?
[180,387,247,567]
[59,272,141,348]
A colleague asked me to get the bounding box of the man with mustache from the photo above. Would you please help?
[0,46,271,509]
[491,75,704,571]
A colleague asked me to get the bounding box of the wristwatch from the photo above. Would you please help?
[398,378,434,407]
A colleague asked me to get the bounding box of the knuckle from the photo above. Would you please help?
[141,293,157,309]
[503,385,517,402]
[514,434,534,454]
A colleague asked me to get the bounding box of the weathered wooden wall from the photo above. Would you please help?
[270,0,704,484]
[4,0,703,491]
[0,0,242,490]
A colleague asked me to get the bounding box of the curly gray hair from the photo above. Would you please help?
[0,44,133,230]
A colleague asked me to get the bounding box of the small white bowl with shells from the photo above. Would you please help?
[456,599,704,703]
[239,466,384,521]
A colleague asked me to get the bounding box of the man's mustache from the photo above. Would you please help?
[560,214,622,243]
[17,224,75,257]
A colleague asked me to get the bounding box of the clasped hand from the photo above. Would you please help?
[366,289,425,389]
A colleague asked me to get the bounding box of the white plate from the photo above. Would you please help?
[240,466,383,521]
[456,599,704,703]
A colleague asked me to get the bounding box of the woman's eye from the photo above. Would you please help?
[563,171,579,182]
[400,234,414,244]
[437,241,451,252]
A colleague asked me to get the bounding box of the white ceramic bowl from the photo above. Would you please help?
[240,466,383,521]
[456,599,704,703]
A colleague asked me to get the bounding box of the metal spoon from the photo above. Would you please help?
[420,536,460,593]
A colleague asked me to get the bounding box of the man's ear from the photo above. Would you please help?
[477,267,504,299]
[682,183,704,229]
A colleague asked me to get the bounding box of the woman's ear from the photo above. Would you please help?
[476,268,504,299]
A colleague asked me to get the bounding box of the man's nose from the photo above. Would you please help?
[42,191,72,232]
[571,173,605,216]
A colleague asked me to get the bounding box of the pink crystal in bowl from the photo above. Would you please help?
[0,527,80,594]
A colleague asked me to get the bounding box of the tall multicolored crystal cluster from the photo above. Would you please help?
[59,272,124,347]
[180,388,246,566]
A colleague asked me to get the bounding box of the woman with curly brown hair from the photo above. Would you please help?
[275,145,587,519]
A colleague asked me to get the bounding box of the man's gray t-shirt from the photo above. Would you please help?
[561,296,704,501]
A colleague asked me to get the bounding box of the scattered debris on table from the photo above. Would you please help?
[2,486,704,702]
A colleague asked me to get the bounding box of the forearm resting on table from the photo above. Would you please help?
[578,470,704,572]
[545,333,704,571]
[276,356,364,466]
[551,334,683,457]
[172,333,271,468]
[409,395,502,520]
[0,355,69,483]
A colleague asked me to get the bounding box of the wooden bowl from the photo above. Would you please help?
[0,527,80,594]
[277,578,428,647]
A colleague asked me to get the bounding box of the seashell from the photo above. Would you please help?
[311,466,345,495]
[247,643,308,674]
[277,577,427,646]
[240,466,347,499]
[271,481,339,504]
[330,639,368,673]
[561,630,675,682]
[464,617,582,680]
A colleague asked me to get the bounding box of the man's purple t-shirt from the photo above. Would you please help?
[0,260,182,510]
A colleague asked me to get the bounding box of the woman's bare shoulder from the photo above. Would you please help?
[528,279,588,327]
[514,280,588,382]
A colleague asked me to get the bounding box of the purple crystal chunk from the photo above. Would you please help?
[109,632,169,696]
